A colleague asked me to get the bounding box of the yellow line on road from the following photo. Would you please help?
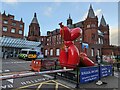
[36,83,42,90]
[52,80,73,90]
[16,80,53,90]
[55,82,58,90]
[16,80,73,90]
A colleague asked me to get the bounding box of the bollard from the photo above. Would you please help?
[112,65,114,76]
[54,59,57,80]
[75,65,79,89]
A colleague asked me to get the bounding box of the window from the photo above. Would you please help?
[104,31,107,34]
[56,49,60,56]
[97,49,100,56]
[10,17,14,20]
[11,28,15,33]
[87,24,90,28]
[80,38,82,42]
[45,50,48,56]
[12,22,16,26]
[91,24,95,27]
[41,38,43,41]
[19,30,22,34]
[3,20,8,24]
[98,38,101,44]
[47,38,49,41]
[20,24,23,28]
[101,39,103,44]
[3,27,8,31]
[92,34,95,40]
[91,48,94,56]
[50,49,53,56]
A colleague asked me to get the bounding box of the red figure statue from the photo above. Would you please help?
[59,22,95,68]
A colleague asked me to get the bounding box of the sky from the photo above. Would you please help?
[0,0,119,46]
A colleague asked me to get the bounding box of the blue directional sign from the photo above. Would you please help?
[100,65,112,78]
[82,43,89,49]
[80,66,99,83]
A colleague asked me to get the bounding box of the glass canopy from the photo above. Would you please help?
[0,37,41,48]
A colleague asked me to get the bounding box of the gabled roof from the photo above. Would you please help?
[87,4,95,18]
[100,15,107,26]
[31,13,39,24]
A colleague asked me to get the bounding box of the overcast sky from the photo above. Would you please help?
[0,0,119,46]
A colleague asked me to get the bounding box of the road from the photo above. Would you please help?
[1,58,73,90]
[1,58,119,90]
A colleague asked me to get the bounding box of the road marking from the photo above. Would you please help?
[30,80,34,83]
[1,85,6,89]
[43,74,54,79]
[17,80,73,90]
[114,72,119,78]
[4,70,10,72]
[36,83,43,90]
[55,82,58,90]
[0,70,2,73]
[3,61,31,64]
[52,80,73,90]
[7,79,14,83]
[7,84,13,88]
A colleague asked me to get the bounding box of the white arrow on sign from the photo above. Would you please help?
[7,79,14,83]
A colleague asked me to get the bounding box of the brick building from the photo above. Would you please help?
[1,11,24,38]
[27,13,41,42]
[42,5,110,61]
[0,11,41,58]
[27,5,120,62]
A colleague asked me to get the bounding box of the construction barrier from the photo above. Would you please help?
[0,68,73,80]
[30,60,41,72]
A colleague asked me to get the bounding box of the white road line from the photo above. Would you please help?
[34,80,38,83]
[114,72,119,78]
[22,82,27,85]
[21,82,24,85]
[4,70,10,72]
[43,74,54,79]
[27,81,31,84]
[26,81,30,84]
[30,80,34,83]
[0,70,2,73]
[7,84,13,88]
[1,85,6,89]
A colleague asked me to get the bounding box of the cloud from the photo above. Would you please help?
[110,26,118,45]
[81,9,102,20]
[95,9,102,16]
[1,0,18,3]
[44,7,53,17]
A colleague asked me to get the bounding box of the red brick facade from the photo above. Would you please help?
[1,11,24,38]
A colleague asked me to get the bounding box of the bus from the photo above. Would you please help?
[18,49,37,60]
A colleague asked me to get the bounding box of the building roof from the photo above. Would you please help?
[0,37,40,48]
[73,21,83,28]
[87,4,95,18]
[100,15,107,26]
[31,13,39,24]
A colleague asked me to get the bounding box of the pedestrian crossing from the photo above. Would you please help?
[1,76,50,89]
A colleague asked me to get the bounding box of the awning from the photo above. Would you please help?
[0,37,41,48]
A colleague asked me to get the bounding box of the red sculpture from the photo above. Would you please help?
[59,22,95,68]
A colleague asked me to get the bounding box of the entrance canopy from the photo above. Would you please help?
[0,37,41,48]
